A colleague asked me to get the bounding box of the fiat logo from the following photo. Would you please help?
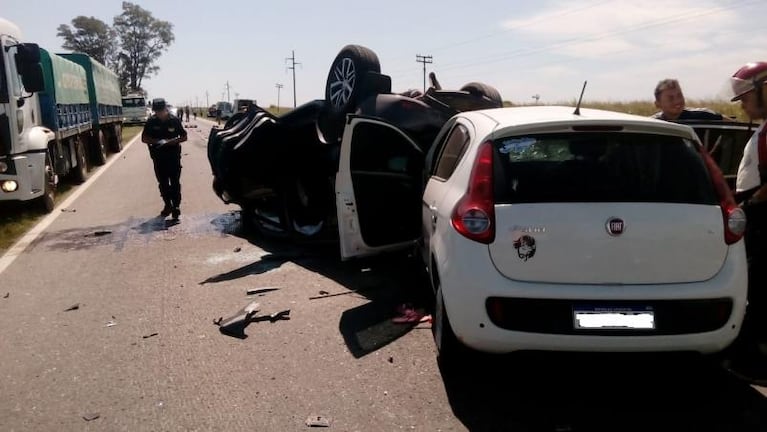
[606,218,625,236]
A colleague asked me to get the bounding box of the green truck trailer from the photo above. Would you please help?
[0,16,123,212]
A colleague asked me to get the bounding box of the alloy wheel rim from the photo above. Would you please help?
[329,57,356,109]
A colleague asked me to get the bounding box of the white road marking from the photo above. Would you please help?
[0,134,142,276]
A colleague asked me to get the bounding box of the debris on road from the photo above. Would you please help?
[318,290,329,295]
[233,246,242,253]
[105,320,117,327]
[216,301,261,338]
[246,287,280,296]
[92,230,113,237]
[142,332,159,339]
[64,303,80,312]
[309,290,358,300]
[268,309,291,322]
[3,292,8,299]
[82,412,100,422]
[61,208,76,213]
[305,415,332,428]
[388,356,394,364]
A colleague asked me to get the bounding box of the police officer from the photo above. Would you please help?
[142,98,188,220]
[726,62,767,383]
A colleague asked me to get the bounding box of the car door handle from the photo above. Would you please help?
[428,205,438,228]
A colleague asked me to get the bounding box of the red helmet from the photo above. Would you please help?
[729,62,767,102]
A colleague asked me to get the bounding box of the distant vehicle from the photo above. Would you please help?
[0,17,123,212]
[207,105,217,118]
[122,93,148,125]
[216,101,234,120]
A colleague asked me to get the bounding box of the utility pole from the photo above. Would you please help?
[224,81,231,103]
[286,50,301,108]
[532,94,540,105]
[275,83,284,113]
[205,91,209,107]
[416,54,433,93]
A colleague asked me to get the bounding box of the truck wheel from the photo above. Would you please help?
[112,124,123,153]
[73,137,89,184]
[36,152,56,214]
[324,45,381,116]
[460,82,503,108]
[91,130,108,166]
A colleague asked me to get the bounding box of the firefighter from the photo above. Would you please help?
[142,98,188,220]
[726,62,767,383]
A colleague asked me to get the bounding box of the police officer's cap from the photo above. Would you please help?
[151,98,167,111]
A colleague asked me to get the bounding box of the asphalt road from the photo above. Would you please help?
[0,117,766,432]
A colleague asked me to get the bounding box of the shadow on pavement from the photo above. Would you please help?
[217,212,434,358]
[440,351,767,431]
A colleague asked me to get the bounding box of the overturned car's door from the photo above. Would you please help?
[336,117,424,260]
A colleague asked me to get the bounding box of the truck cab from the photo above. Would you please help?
[0,17,53,210]
[122,94,148,125]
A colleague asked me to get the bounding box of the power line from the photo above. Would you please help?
[286,50,301,108]
[416,54,433,93]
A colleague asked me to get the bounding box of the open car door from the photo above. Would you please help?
[336,116,424,260]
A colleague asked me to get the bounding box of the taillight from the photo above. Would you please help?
[698,146,746,244]
[451,141,495,244]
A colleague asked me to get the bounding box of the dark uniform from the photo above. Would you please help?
[142,102,187,217]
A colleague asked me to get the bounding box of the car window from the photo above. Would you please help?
[433,124,470,180]
[692,126,751,178]
[493,132,718,205]
[350,122,423,177]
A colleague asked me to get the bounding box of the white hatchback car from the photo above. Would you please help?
[334,106,748,360]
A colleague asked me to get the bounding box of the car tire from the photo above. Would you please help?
[460,82,503,107]
[324,45,381,117]
[73,137,89,184]
[432,283,466,368]
[91,129,108,166]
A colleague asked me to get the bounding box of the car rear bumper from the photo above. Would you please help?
[436,234,749,355]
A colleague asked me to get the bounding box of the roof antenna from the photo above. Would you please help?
[573,81,588,116]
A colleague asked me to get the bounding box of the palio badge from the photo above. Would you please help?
[513,235,536,262]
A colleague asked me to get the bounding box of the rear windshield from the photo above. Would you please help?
[122,98,145,107]
[493,132,718,205]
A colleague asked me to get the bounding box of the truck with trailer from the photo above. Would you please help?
[0,17,123,212]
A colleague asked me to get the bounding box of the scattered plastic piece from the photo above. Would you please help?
[64,303,80,312]
[82,413,100,421]
[142,332,159,339]
[305,415,332,427]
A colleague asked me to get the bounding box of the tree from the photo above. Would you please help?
[56,16,117,66]
[113,2,174,93]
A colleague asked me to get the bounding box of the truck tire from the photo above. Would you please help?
[91,129,108,166]
[460,82,503,107]
[35,152,56,214]
[324,45,381,116]
[73,137,89,184]
[111,124,123,153]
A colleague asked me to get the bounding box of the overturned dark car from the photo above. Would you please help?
[207,45,502,238]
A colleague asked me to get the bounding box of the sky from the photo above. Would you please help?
[2,0,765,107]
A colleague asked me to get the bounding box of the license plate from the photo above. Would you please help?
[573,306,655,330]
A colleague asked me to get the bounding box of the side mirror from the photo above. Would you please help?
[15,43,41,64]
[19,63,44,93]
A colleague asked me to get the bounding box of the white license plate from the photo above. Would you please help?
[573,306,655,330]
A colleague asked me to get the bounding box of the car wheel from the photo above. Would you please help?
[433,283,465,367]
[91,129,108,166]
[460,82,503,107]
[325,45,381,116]
[73,137,89,184]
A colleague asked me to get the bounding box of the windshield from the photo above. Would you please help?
[493,132,718,205]
[122,97,145,108]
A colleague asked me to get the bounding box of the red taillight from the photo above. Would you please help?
[698,146,747,244]
[451,141,495,244]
